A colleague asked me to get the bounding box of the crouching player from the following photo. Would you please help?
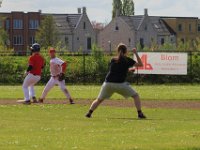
[86,43,146,119]
[38,48,74,104]
[17,43,45,104]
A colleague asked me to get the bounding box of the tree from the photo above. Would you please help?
[0,17,9,51]
[36,15,59,49]
[112,0,122,18]
[122,0,135,16]
[0,28,9,47]
[112,0,135,18]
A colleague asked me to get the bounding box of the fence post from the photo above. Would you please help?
[189,51,193,84]
[83,50,86,84]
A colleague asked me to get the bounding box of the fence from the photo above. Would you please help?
[0,50,200,85]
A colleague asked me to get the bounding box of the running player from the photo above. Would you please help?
[17,43,45,104]
[86,43,146,119]
[38,47,74,104]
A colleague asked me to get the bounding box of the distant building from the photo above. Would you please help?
[52,7,95,52]
[0,11,41,54]
[98,9,176,52]
[0,7,95,54]
[161,17,200,44]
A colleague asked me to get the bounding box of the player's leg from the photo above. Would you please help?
[20,74,40,104]
[115,82,146,119]
[132,94,146,119]
[86,82,113,118]
[58,80,74,104]
[22,74,31,103]
[29,86,37,102]
[85,98,104,118]
[39,77,55,102]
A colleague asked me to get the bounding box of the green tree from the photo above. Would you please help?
[112,0,122,18]
[112,0,134,18]
[122,0,135,16]
[36,15,59,49]
[0,28,9,48]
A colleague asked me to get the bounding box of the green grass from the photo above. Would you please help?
[0,104,200,150]
[0,85,200,100]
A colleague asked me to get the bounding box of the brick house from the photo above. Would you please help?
[0,7,95,54]
[98,9,176,52]
[0,11,41,54]
[161,17,200,44]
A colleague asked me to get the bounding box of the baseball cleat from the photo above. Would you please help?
[32,97,38,103]
[85,113,92,118]
[69,99,75,104]
[38,98,44,103]
[17,100,31,105]
[138,113,146,119]
[70,101,75,104]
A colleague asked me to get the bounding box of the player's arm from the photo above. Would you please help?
[25,57,34,75]
[129,48,143,72]
[61,61,67,74]
[27,65,33,72]
[133,48,143,67]
[42,58,46,69]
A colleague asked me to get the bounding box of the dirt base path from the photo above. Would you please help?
[0,99,200,109]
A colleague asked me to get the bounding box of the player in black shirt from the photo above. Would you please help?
[86,43,146,119]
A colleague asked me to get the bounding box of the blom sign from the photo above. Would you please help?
[135,52,188,75]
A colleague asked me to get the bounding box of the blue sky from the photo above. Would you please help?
[0,0,200,22]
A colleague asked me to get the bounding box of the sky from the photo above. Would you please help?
[0,0,200,23]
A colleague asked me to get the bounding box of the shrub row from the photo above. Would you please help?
[0,50,200,84]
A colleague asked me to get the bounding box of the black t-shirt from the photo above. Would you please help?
[105,56,136,83]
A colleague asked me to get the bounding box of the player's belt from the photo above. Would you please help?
[52,74,60,78]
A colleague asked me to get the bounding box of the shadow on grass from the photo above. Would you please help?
[106,117,162,121]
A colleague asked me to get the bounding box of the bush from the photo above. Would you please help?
[0,50,200,84]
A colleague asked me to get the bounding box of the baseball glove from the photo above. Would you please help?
[58,73,65,81]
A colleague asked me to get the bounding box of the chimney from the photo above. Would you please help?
[144,8,148,16]
[83,7,86,14]
[78,8,81,14]
[38,9,42,13]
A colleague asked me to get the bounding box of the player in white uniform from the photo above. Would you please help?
[38,48,74,104]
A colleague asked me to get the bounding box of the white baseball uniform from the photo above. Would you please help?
[40,57,71,99]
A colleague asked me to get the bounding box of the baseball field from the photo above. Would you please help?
[0,85,200,150]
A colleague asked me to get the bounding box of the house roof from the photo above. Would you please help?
[120,15,144,30]
[50,14,82,34]
[120,15,176,35]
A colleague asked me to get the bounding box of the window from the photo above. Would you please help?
[13,19,23,29]
[161,38,165,45]
[144,25,148,31]
[65,36,69,46]
[29,36,35,45]
[198,24,200,32]
[6,19,10,30]
[189,24,192,32]
[29,20,39,29]
[83,22,86,29]
[13,35,23,45]
[178,24,182,31]
[115,26,119,31]
[140,38,144,49]
[181,38,185,44]
[0,20,2,28]
[128,38,131,46]
[87,37,92,50]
